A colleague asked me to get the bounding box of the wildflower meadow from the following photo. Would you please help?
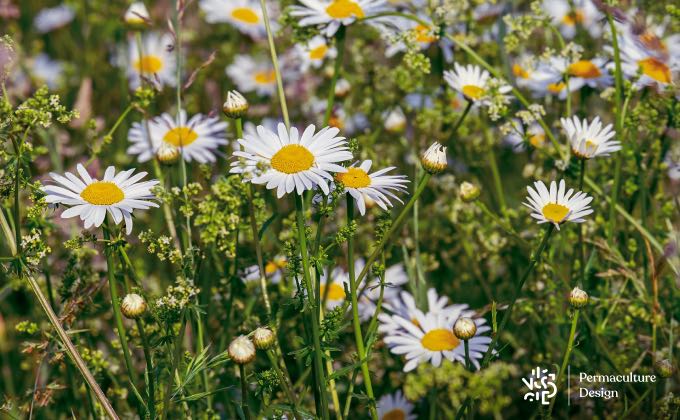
[1,0,680,418]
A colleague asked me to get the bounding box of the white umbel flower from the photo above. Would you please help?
[376,390,417,420]
[42,164,159,234]
[127,110,228,164]
[289,0,387,37]
[198,0,278,38]
[230,123,353,198]
[523,179,593,229]
[444,63,511,104]
[124,32,177,89]
[336,160,409,215]
[560,116,620,159]
[384,310,491,372]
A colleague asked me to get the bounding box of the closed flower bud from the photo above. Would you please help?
[157,143,180,165]
[228,336,256,364]
[568,287,588,309]
[334,78,350,98]
[655,359,675,378]
[384,107,406,134]
[453,317,477,340]
[124,2,151,30]
[459,181,480,202]
[121,293,147,319]
[421,142,448,174]
[252,327,275,350]
[222,90,248,119]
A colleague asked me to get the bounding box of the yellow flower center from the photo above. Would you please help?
[638,57,671,83]
[547,82,566,94]
[163,126,199,147]
[421,328,460,351]
[542,203,569,223]
[309,44,329,60]
[270,144,315,174]
[134,55,163,74]
[529,134,545,148]
[568,60,601,79]
[326,0,365,19]
[264,259,286,275]
[561,9,584,26]
[254,70,276,85]
[512,63,529,79]
[80,181,125,206]
[414,24,436,43]
[320,283,346,300]
[335,167,371,188]
[462,85,484,100]
[231,7,259,24]
[328,115,344,129]
[382,409,406,420]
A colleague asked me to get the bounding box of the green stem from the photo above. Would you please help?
[547,309,580,417]
[486,138,506,214]
[606,13,625,242]
[578,159,586,286]
[346,196,378,420]
[266,350,300,419]
[12,137,22,257]
[239,364,251,420]
[448,100,472,142]
[102,218,147,416]
[0,210,17,256]
[136,319,156,419]
[294,195,330,420]
[323,26,346,126]
[259,0,289,128]
[162,311,187,420]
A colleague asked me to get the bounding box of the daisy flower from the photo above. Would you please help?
[127,110,228,164]
[383,107,406,133]
[42,164,159,235]
[523,179,593,229]
[443,63,511,105]
[376,390,416,420]
[289,0,387,37]
[124,32,177,89]
[243,256,287,285]
[30,53,64,89]
[124,3,151,27]
[618,34,677,90]
[542,0,602,40]
[230,123,353,198]
[561,57,613,91]
[34,4,74,33]
[336,160,409,215]
[560,116,620,159]
[198,0,278,39]
[226,54,278,96]
[358,262,409,321]
[384,310,491,371]
[320,267,348,309]
[295,35,337,72]
[502,119,546,152]
[614,9,680,63]
[379,288,460,334]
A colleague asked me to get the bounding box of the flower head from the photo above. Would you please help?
[523,179,593,229]
[226,54,280,97]
[377,390,416,420]
[561,116,620,159]
[230,123,353,198]
[123,32,177,89]
[199,0,278,38]
[252,327,275,350]
[290,0,388,37]
[444,63,511,104]
[124,2,151,29]
[42,164,159,235]
[223,90,249,119]
[228,336,256,364]
[336,160,409,215]
[569,287,589,308]
[420,142,447,174]
[453,317,477,340]
[121,293,147,319]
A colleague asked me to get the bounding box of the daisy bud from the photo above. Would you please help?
[121,293,147,319]
[223,90,249,119]
[228,336,256,365]
[252,327,275,350]
[453,317,477,340]
[156,143,180,165]
[568,287,588,309]
[123,2,151,30]
[655,359,675,378]
[421,142,448,174]
[384,108,406,134]
[459,181,480,202]
[334,78,351,98]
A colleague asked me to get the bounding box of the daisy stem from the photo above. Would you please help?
[346,195,378,420]
[354,173,431,290]
[0,209,17,256]
[259,0,289,128]
[606,12,625,243]
[547,308,579,417]
[463,339,473,420]
[578,159,586,286]
[484,126,506,216]
[480,224,555,368]
[294,194,330,420]
[102,218,148,416]
[448,100,472,143]
[24,271,119,419]
[239,364,251,420]
[136,318,156,419]
[265,349,300,419]
[323,26,346,126]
